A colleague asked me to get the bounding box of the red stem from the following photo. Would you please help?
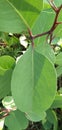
[28,3,62,44]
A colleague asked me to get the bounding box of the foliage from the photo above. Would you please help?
[0,0,62,130]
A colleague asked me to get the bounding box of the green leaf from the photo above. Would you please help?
[42,118,52,130]
[43,0,50,9]
[36,41,55,64]
[11,45,57,115]
[5,110,29,130]
[32,9,55,34]
[54,0,62,6]
[26,111,46,122]
[55,52,62,66]
[0,55,15,75]
[9,0,43,27]
[51,94,62,108]
[32,9,55,44]
[0,0,29,33]
[46,110,58,130]
[56,66,62,77]
[0,70,13,99]
[54,10,62,37]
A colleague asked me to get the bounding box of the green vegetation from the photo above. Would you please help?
[0,0,62,130]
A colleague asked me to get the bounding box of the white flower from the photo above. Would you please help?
[19,35,28,48]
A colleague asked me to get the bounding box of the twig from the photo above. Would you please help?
[0,108,10,119]
[28,29,34,48]
[28,1,62,45]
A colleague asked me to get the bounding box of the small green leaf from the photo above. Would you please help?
[0,70,12,99]
[5,110,29,130]
[11,45,57,115]
[55,52,62,66]
[42,118,52,130]
[46,110,58,130]
[51,94,62,108]
[32,9,55,44]
[0,55,15,75]
[56,66,62,77]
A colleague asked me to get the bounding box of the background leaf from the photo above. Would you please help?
[32,9,55,44]
[0,0,29,33]
[55,52,62,66]
[56,66,62,77]
[51,94,62,108]
[9,0,43,27]
[0,55,15,75]
[46,110,58,130]
[5,109,29,130]
[0,70,12,99]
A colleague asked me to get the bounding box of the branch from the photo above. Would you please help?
[0,42,7,47]
[28,29,34,48]
[28,2,62,44]
[0,108,10,119]
[47,0,58,12]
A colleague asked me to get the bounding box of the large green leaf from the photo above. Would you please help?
[0,70,12,99]
[9,0,43,27]
[5,110,29,130]
[11,45,57,115]
[0,0,29,33]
